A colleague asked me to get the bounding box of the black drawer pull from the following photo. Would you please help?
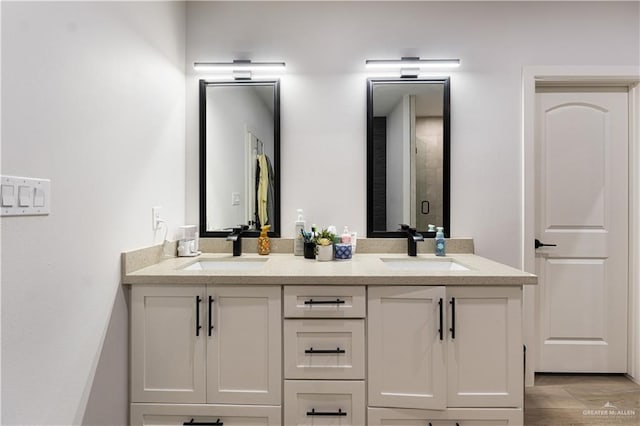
[438,298,444,341]
[183,419,223,426]
[195,296,202,336]
[304,298,346,305]
[450,297,456,339]
[208,296,215,337]
[306,408,347,416]
[305,347,346,354]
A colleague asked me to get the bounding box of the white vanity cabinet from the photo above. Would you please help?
[130,285,281,424]
[368,286,523,424]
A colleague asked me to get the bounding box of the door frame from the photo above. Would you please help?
[522,66,640,386]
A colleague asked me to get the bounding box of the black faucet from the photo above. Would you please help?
[227,225,249,256]
[400,224,424,256]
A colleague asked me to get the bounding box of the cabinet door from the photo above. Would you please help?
[207,286,281,405]
[131,285,206,403]
[368,286,447,410]
[131,403,281,426]
[447,287,523,408]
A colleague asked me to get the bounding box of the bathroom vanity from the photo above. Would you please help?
[122,245,536,426]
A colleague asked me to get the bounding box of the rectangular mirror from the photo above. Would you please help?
[367,78,450,238]
[199,80,281,237]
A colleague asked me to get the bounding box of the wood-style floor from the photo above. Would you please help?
[525,374,640,425]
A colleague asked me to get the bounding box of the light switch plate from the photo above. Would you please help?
[1,184,15,207]
[1,175,50,216]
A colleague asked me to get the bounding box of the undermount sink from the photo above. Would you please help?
[380,257,470,271]
[182,258,269,271]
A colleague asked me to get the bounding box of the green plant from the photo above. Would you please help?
[313,228,336,247]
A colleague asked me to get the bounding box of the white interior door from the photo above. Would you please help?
[535,87,629,372]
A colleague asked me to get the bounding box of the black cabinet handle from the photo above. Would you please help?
[305,347,346,354]
[304,298,345,305]
[535,239,557,249]
[208,296,214,336]
[421,200,430,215]
[438,298,444,340]
[449,297,456,339]
[195,296,202,336]
[306,408,347,416]
[183,419,223,426]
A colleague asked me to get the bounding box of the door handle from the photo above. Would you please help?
[438,298,444,341]
[449,297,456,339]
[208,296,215,336]
[535,239,557,249]
[195,296,202,337]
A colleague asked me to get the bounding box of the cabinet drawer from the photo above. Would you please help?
[284,380,365,425]
[284,286,365,318]
[284,319,365,379]
[130,403,281,426]
[367,407,523,425]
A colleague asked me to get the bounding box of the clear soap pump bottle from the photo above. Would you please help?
[435,227,446,256]
[294,209,305,256]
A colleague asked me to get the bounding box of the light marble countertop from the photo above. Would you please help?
[122,252,537,286]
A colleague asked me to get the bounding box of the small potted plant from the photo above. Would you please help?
[314,228,336,261]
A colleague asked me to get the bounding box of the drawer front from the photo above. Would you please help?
[284,380,365,426]
[284,286,365,318]
[130,403,281,426]
[284,319,365,379]
[367,407,523,426]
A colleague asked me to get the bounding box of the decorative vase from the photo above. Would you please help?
[316,244,333,261]
[334,243,352,260]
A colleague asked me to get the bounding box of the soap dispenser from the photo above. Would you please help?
[258,225,271,255]
[294,209,305,256]
[435,227,446,256]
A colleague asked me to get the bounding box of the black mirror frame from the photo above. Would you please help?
[366,77,451,238]
[199,79,281,238]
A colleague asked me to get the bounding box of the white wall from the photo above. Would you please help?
[185,1,639,267]
[386,97,405,229]
[1,2,186,424]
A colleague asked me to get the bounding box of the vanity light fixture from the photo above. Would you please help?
[193,60,286,80]
[365,57,460,78]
